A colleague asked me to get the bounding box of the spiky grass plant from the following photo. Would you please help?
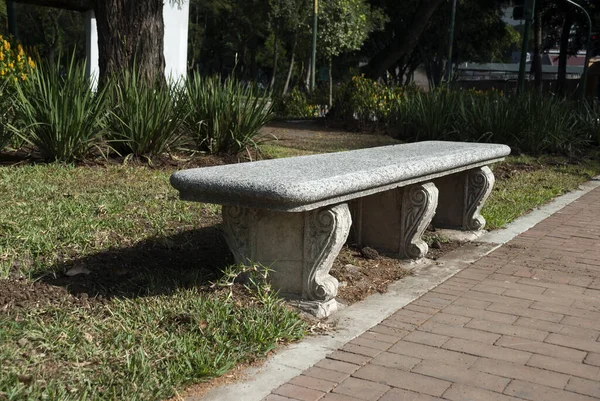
[183,73,274,154]
[11,56,108,162]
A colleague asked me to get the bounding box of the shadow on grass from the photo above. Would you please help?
[37,225,234,299]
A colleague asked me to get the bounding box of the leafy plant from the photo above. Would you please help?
[0,35,35,84]
[106,71,188,157]
[0,81,14,150]
[274,88,321,118]
[183,73,274,154]
[11,56,107,162]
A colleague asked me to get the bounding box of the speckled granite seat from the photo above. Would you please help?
[171,141,510,316]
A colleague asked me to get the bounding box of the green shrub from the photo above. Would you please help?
[106,71,188,157]
[274,88,321,118]
[0,81,15,150]
[390,89,591,154]
[183,73,274,154]
[334,75,405,124]
[11,57,108,162]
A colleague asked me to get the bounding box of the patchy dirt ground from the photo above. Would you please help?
[0,120,467,316]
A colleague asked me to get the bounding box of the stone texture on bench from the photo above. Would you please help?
[170,141,510,317]
[170,141,510,212]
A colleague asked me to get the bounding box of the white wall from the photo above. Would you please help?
[85,2,190,84]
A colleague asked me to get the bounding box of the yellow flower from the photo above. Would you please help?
[0,52,3,61]
[3,40,10,51]
[28,58,35,68]
[0,70,4,76]
[21,73,27,81]
[8,62,14,69]
[18,44,24,56]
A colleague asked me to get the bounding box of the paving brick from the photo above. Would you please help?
[417,295,454,306]
[530,302,600,321]
[463,291,533,308]
[504,380,598,401]
[263,395,296,401]
[427,312,471,327]
[352,364,451,397]
[388,309,433,325]
[471,284,507,295]
[340,343,382,358]
[495,335,586,362]
[442,383,524,401]
[320,393,362,401]
[472,357,570,389]
[442,305,518,324]
[562,316,600,332]
[404,304,441,315]
[480,279,547,294]
[325,351,371,367]
[513,316,564,333]
[451,297,491,309]
[487,303,563,322]
[378,388,444,401]
[348,337,391,352]
[388,341,477,368]
[367,325,409,337]
[303,366,351,384]
[442,337,532,364]
[411,299,451,310]
[290,375,337,392]
[584,352,600,367]
[360,331,403,344]
[545,333,600,353]
[370,351,421,371]
[559,325,600,341]
[377,388,420,401]
[465,319,548,341]
[502,289,576,306]
[403,330,449,347]
[565,377,600,398]
[419,321,501,344]
[332,377,389,401]
[527,354,600,380]
[378,319,417,332]
[273,384,325,401]
[433,285,470,296]
[411,360,509,392]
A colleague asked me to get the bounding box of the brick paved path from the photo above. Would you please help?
[263,187,600,401]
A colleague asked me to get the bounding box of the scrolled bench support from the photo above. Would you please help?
[401,182,439,259]
[432,166,495,231]
[464,166,495,231]
[351,182,439,259]
[222,203,351,318]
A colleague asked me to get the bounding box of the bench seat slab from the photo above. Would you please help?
[432,166,494,231]
[222,203,352,318]
[351,182,439,259]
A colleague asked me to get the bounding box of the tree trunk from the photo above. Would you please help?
[557,13,573,96]
[304,55,311,92]
[94,0,165,84]
[270,32,279,89]
[282,35,297,96]
[364,0,445,80]
[328,58,333,107]
[532,8,543,94]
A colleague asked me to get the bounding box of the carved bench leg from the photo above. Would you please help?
[432,166,495,231]
[351,182,439,259]
[222,203,351,318]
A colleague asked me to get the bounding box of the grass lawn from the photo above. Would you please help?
[1,125,600,400]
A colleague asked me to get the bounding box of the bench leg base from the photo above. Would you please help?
[433,166,495,231]
[351,182,439,259]
[222,203,351,318]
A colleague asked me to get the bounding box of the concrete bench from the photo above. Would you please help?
[170,141,510,317]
